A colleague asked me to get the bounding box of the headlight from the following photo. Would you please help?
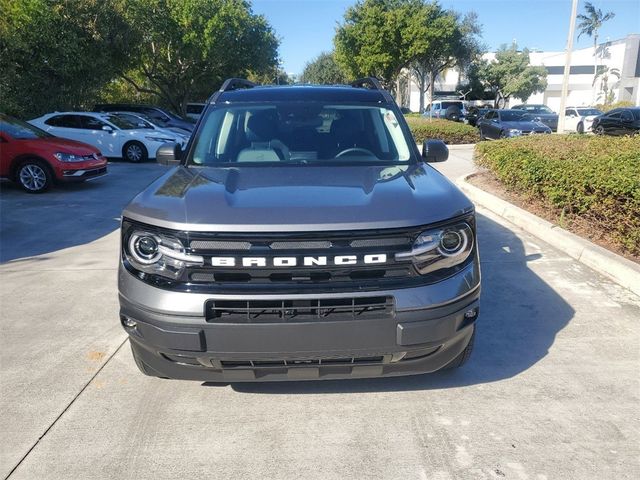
[395,221,474,275]
[123,225,203,280]
[54,152,85,162]
[507,129,522,137]
[145,136,174,143]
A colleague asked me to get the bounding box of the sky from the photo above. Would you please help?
[251,0,640,75]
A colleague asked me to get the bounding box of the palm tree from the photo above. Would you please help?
[577,2,615,102]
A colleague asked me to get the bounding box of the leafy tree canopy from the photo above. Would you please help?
[479,44,547,107]
[300,52,347,84]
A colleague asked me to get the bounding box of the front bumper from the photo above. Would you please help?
[118,259,481,381]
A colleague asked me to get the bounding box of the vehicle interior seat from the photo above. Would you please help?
[237,110,290,162]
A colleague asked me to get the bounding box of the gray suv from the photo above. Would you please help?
[118,78,480,382]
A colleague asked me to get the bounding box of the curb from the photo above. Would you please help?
[457,173,640,298]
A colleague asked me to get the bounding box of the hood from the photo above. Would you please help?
[123,164,474,232]
[35,136,98,154]
[501,120,548,130]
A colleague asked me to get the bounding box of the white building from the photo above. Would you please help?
[406,34,640,113]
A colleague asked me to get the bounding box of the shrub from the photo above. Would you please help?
[595,100,634,112]
[406,117,480,145]
[475,135,640,256]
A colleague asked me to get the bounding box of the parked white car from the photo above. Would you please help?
[109,112,191,143]
[563,107,603,134]
[29,112,184,162]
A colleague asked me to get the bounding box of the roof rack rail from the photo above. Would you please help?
[219,78,257,93]
[350,77,384,91]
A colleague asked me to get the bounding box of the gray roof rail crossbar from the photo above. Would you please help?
[351,77,394,103]
[350,77,384,90]
[219,78,257,93]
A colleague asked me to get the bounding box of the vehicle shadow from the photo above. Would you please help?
[224,213,575,394]
[0,163,167,262]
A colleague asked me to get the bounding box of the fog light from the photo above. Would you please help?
[122,317,137,328]
[464,309,478,319]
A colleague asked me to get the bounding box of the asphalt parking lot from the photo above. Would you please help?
[1,150,639,480]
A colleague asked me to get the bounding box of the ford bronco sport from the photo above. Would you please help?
[118,78,480,381]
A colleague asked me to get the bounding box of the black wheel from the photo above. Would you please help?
[577,122,584,134]
[123,141,148,163]
[444,106,462,122]
[130,342,166,378]
[442,329,475,370]
[595,125,605,135]
[16,159,52,193]
[499,130,507,139]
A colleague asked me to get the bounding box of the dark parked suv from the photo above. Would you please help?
[118,78,481,382]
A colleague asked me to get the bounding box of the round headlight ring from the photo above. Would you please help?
[129,233,161,264]
[438,229,468,257]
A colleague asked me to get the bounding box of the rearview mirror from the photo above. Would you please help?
[156,142,182,166]
[422,139,448,163]
[102,125,113,132]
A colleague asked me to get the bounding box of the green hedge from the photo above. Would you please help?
[475,135,640,256]
[406,117,480,145]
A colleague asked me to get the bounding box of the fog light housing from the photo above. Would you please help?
[122,316,137,328]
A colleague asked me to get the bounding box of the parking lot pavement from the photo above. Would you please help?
[1,154,639,479]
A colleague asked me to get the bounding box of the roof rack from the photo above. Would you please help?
[350,77,384,91]
[218,78,257,93]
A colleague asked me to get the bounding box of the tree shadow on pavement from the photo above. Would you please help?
[226,213,575,394]
[0,163,167,263]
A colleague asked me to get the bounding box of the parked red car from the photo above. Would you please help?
[0,113,107,193]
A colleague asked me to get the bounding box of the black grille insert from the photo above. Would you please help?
[219,356,385,369]
[205,296,394,323]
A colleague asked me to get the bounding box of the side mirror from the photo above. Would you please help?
[422,139,448,163]
[156,142,182,166]
[102,125,114,132]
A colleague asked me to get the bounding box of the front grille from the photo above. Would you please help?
[219,356,385,369]
[185,227,420,291]
[205,296,394,323]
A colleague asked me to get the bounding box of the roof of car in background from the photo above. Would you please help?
[216,85,389,104]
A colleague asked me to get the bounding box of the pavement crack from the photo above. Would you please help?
[4,338,128,480]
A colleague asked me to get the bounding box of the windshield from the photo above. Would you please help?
[189,103,412,166]
[577,108,602,116]
[440,101,463,109]
[518,105,554,114]
[113,113,154,129]
[105,115,140,130]
[499,111,528,121]
[0,114,52,139]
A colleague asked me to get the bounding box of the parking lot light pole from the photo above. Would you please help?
[558,0,579,133]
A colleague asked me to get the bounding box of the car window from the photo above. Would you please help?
[103,114,140,130]
[187,104,205,115]
[440,101,463,109]
[620,111,634,121]
[80,116,108,130]
[607,112,621,119]
[577,108,602,116]
[113,113,154,129]
[565,109,576,116]
[144,110,170,122]
[190,103,412,166]
[0,114,52,139]
[44,115,81,128]
[499,111,527,121]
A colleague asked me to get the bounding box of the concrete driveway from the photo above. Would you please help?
[1,152,639,480]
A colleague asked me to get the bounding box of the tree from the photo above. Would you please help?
[301,52,347,84]
[119,0,279,114]
[479,44,547,108]
[0,0,134,118]
[594,66,620,105]
[404,4,482,112]
[334,0,411,88]
[577,0,615,97]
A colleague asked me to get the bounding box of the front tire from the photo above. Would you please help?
[16,160,52,193]
[595,125,605,135]
[577,122,584,134]
[123,141,148,163]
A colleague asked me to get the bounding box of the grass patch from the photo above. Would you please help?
[475,135,640,257]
